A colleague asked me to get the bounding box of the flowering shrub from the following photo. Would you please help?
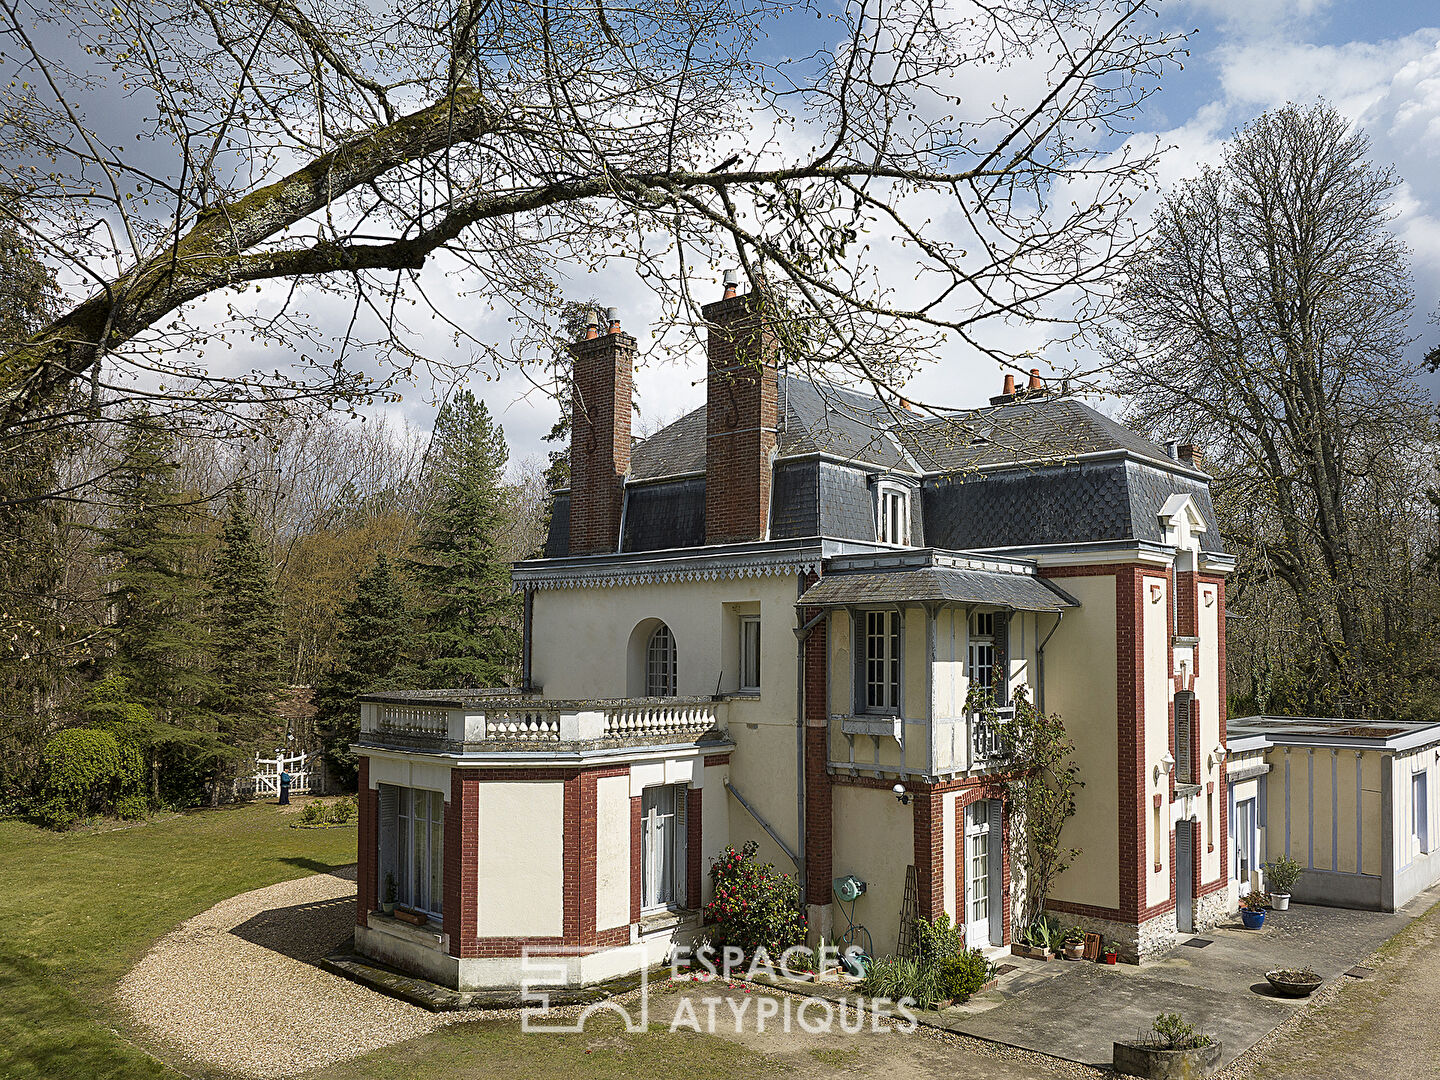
[704,841,807,957]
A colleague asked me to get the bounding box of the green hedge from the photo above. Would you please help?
[36,728,147,829]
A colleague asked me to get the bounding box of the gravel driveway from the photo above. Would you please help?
[119,867,457,1078]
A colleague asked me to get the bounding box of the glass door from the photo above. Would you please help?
[964,802,990,947]
[1235,797,1256,896]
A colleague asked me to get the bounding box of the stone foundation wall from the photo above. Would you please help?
[1195,888,1229,931]
[1049,909,1180,964]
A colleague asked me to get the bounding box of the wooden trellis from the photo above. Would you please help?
[897,863,918,956]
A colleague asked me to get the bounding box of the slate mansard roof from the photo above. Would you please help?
[544,375,1223,559]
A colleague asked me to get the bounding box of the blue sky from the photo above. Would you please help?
[369,1,1440,466]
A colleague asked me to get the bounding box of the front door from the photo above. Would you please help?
[1176,820,1195,934]
[1234,798,1257,896]
[964,802,991,946]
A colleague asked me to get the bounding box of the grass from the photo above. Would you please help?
[305,1013,779,1080]
[0,801,356,1079]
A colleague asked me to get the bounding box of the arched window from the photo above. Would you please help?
[646,623,677,697]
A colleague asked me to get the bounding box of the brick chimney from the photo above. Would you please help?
[568,307,635,555]
[702,273,778,545]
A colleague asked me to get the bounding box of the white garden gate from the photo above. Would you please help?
[253,749,311,797]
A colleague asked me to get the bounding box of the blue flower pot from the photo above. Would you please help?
[1240,908,1266,929]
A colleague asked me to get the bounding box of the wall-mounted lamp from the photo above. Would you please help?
[892,783,911,806]
[1210,744,1228,769]
[1149,583,1164,603]
[1203,590,1216,608]
[1154,752,1175,784]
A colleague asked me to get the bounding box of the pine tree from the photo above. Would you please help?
[314,553,414,783]
[98,415,215,715]
[208,489,283,747]
[412,391,521,688]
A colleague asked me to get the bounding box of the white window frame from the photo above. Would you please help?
[646,623,678,697]
[382,784,445,918]
[739,615,761,693]
[1413,772,1430,854]
[641,782,688,911]
[964,801,990,943]
[864,609,902,713]
[968,611,996,695]
[877,482,911,546]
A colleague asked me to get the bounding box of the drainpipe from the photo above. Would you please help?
[1036,610,1063,714]
[794,576,823,907]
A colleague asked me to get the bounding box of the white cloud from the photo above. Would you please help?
[1184,0,1332,34]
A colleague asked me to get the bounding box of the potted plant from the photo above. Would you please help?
[1239,891,1267,929]
[382,872,397,915]
[1062,926,1085,960]
[1264,856,1303,910]
[1010,919,1055,961]
[1114,1013,1222,1079]
[1103,943,1119,965]
[1264,967,1323,998]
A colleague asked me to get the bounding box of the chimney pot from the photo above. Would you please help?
[1028,368,1043,390]
[584,309,600,340]
[722,269,740,299]
[1002,373,1016,396]
[606,307,621,334]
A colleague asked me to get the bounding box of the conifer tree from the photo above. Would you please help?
[314,553,414,783]
[98,415,214,715]
[412,391,520,688]
[208,489,283,746]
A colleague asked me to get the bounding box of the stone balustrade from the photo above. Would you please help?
[360,695,724,749]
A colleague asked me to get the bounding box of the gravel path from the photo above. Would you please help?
[119,868,457,1078]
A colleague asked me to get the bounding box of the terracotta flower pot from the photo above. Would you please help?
[1104,953,1118,964]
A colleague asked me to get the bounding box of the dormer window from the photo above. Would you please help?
[877,482,911,546]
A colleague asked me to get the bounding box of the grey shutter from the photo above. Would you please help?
[987,799,1004,945]
[676,786,689,906]
[852,611,866,714]
[1175,693,1192,781]
[993,611,1011,705]
[377,784,399,910]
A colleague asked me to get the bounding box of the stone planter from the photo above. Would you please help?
[1063,943,1085,960]
[1113,1040,1223,1079]
[1265,969,1323,998]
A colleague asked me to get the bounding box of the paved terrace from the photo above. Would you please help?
[938,889,1440,1068]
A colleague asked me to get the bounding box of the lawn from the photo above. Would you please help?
[0,802,356,1080]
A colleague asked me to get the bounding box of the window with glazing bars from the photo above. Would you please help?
[646,623,677,697]
[865,609,901,711]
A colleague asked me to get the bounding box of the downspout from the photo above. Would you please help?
[794,587,827,908]
[522,587,535,691]
[1036,610,1064,714]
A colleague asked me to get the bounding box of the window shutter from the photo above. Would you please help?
[377,785,398,907]
[987,799,1003,945]
[851,611,865,714]
[993,611,1010,705]
[1175,694,1192,781]
[676,786,689,906]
